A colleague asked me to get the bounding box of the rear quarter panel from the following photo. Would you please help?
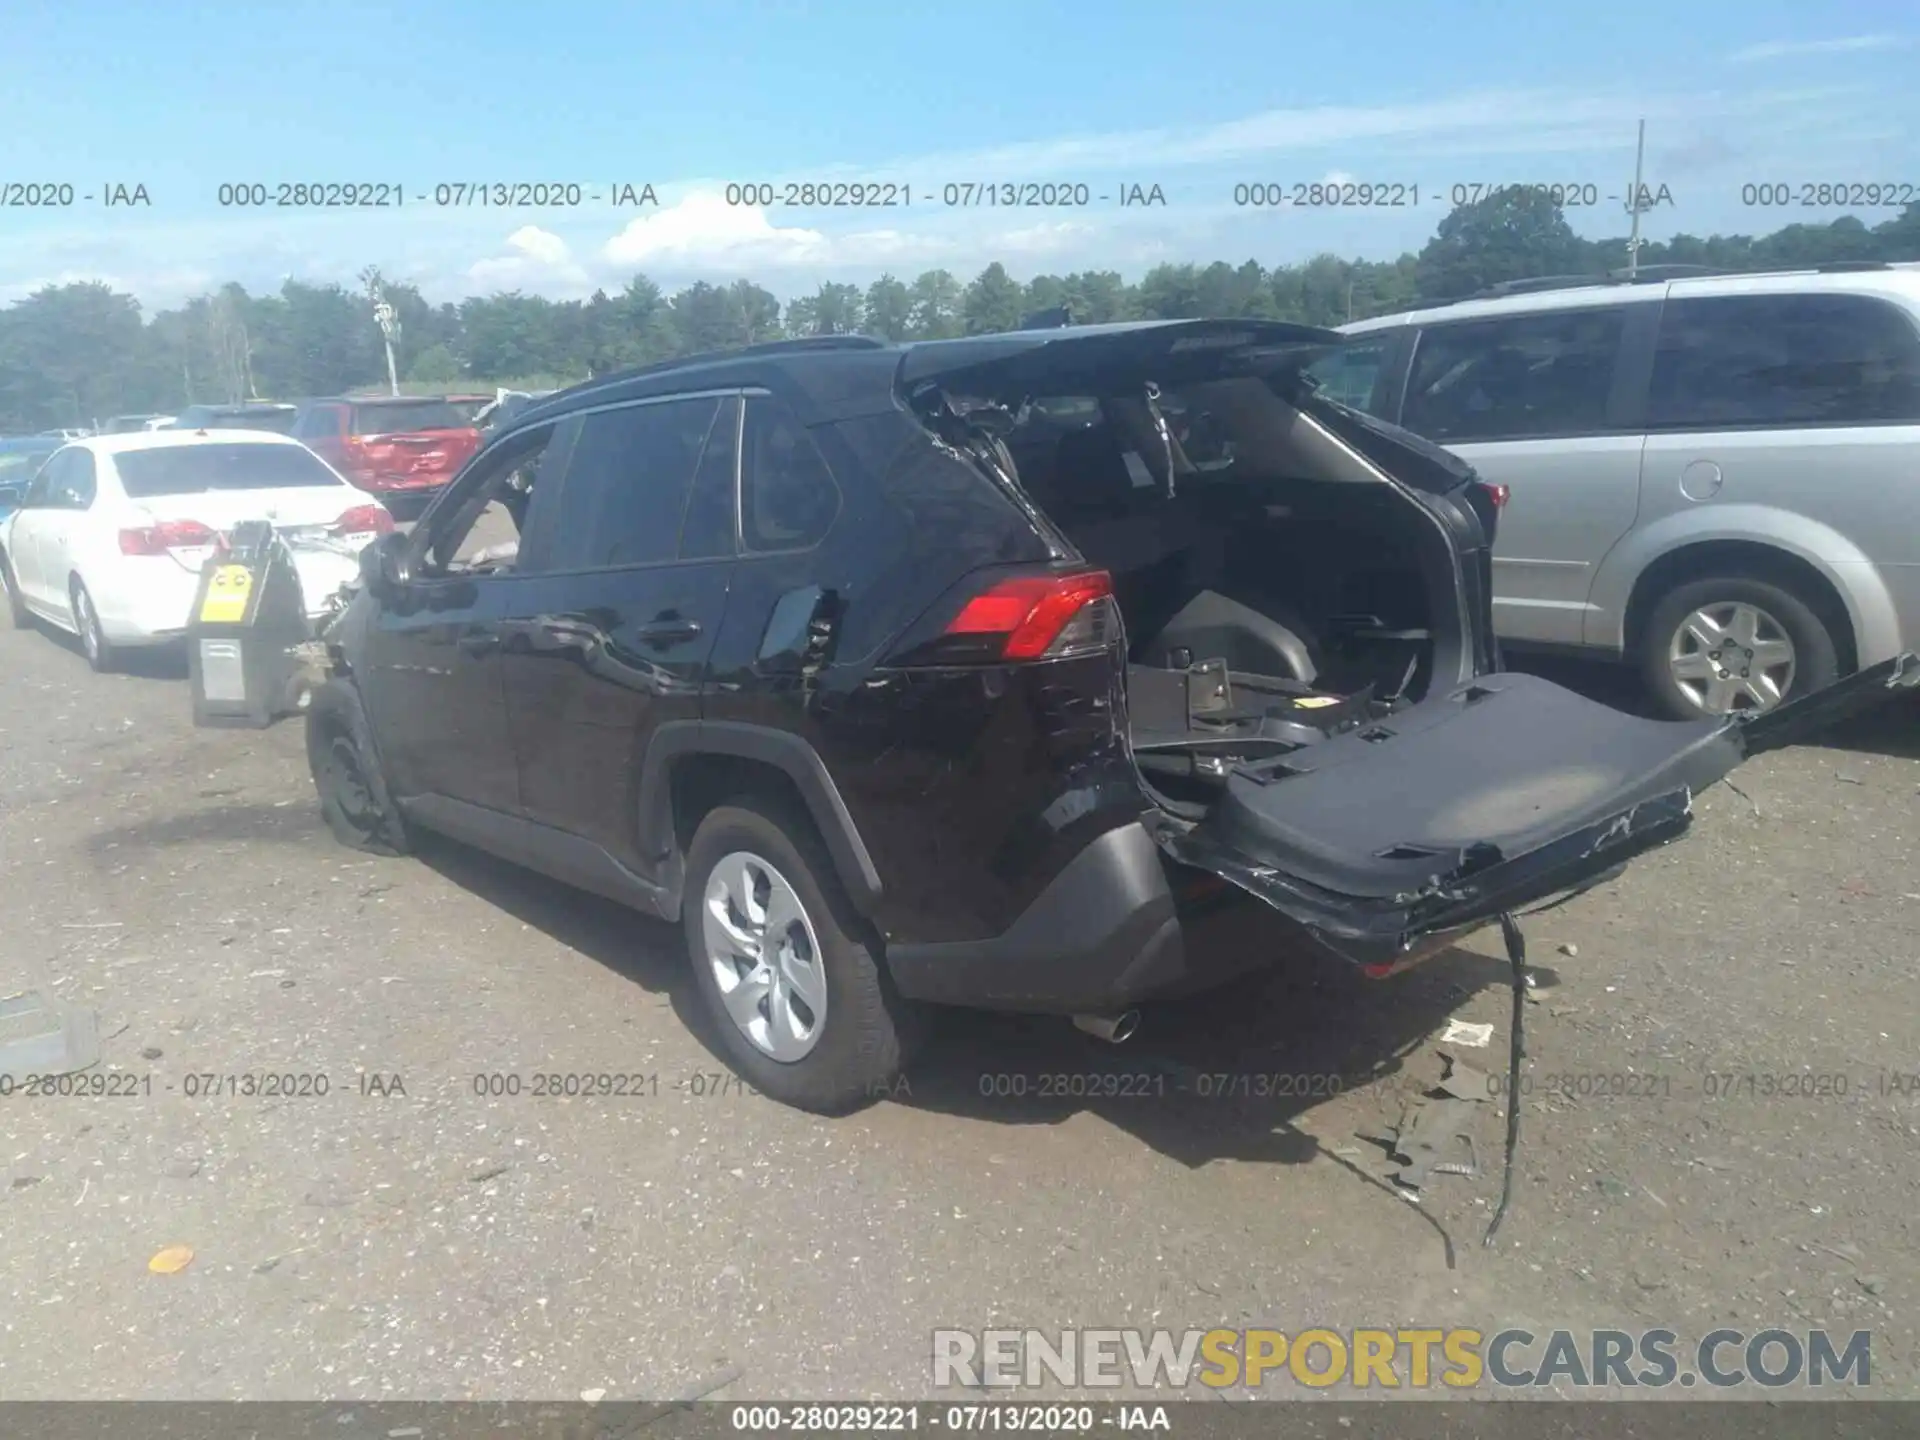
[700,410,1144,947]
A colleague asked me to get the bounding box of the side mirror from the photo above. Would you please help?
[360,530,411,596]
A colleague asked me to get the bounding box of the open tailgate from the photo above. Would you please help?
[1152,656,1919,967]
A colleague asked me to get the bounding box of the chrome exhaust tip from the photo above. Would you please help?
[1072,1010,1141,1045]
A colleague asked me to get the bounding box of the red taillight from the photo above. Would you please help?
[333,504,395,536]
[1479,482,1510,509]
[118,519,217,556]
[944,570,1115,661]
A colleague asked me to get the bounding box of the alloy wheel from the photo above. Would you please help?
[75,587,103,664]
[1666,600,1796,715]
[701,851,828,1062]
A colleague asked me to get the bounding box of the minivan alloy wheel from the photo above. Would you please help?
[702,851,828,1062]
[1667,600,1796,715]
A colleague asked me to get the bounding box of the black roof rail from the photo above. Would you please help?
[551,333,891,397]
[1467,259,1904,302]
[1471,264,1735,300]
[1472,274,1616,298]
[1605,264,1729,281]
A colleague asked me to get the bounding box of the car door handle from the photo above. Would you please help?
[635,617,701,646]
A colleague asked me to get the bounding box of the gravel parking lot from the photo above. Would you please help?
[3,613,1918,1401]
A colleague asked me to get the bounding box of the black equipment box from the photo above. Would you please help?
[186,520,311,729]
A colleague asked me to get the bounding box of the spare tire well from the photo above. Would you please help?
[1624,542,1857,674]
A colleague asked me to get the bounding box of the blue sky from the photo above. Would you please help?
[1,0,1915,310]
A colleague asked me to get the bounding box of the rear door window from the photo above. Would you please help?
[677,395,740,561]
[65,450,97,508]
[740,398,840,552]
[1403,307,1626,442]
[1648,293,1920,428]
[548,397,724,570]
[1307,340,1391,414]
[25,450,69,507]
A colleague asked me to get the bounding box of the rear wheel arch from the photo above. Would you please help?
[1623,540,1857,675]
[638,722,883,917]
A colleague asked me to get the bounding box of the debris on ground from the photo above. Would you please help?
[0,990,100,1080]
[1391,1097,1481,1190]
[147,1245,195,1274]
[1388,1049,1503,1192]
[1439,1019,1493,1049]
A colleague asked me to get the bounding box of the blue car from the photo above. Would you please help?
[0,437,63,520]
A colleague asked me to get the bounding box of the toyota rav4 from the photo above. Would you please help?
[304,321,1918,1113]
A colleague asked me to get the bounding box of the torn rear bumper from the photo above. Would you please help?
[1152,787,1686,971]
[885,822,1272,1012]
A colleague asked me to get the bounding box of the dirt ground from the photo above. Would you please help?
[2,611,1917,1403]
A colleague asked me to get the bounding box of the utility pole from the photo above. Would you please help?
[361,267,401,395]
[1625,118,1647,278]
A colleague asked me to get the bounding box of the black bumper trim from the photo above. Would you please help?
[884,822,1183,1012]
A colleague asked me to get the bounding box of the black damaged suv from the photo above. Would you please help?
[307,321,1916,1112]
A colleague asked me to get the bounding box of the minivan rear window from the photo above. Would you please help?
[351,401,467,434]
[1648,293,1920,428]
[115,443,348,498]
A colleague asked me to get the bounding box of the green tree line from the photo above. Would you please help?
[3,190,1918,432]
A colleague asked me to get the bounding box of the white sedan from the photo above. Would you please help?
[0,430,394,671]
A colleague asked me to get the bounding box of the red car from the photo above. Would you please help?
[291,396,481,518]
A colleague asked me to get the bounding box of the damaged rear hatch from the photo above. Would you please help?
[1155,656,1920,970]
[900,318,1920,970]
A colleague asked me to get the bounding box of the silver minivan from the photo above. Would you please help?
[1329,265,1920,718]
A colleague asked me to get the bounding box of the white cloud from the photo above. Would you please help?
[466,225,592,293]
[602,192,827,268]
[1728,34,1911,64]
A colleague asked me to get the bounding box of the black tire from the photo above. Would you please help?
[70,579,117,673]
[1639,575,1839,721]
[0,549,29,629]
[305,678,410,855]
[682,797,922,1114]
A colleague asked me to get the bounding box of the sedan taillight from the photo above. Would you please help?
[119,519,217,555]
[333,504,395,536]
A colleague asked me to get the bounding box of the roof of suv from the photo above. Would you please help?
[1342,263,1920,335]
[506,319,1344,433]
